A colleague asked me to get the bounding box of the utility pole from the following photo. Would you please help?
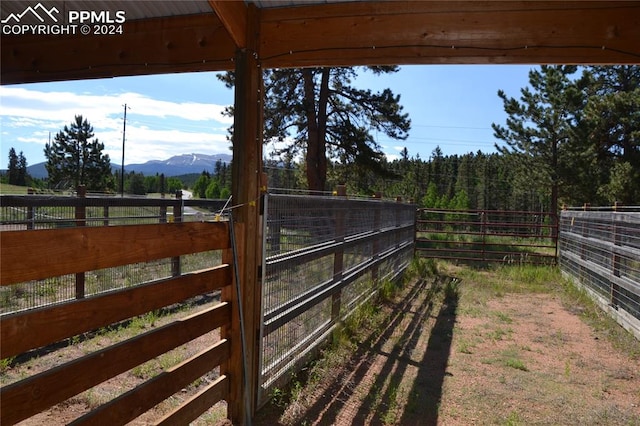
[121,104,129,197]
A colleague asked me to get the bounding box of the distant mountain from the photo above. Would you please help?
[26,162,48,179]
[25,153,232,179]
[126,153,232,176]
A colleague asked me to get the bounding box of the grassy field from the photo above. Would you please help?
[0,183,29,195]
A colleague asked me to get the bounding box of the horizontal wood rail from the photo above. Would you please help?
[157,375,230,425]
[1,265,231,359]
[1,221,235,425]
[1,304,230,425]
[69,339,230,425]
[1,222,230,285]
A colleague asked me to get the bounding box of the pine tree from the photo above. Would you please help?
[6,148,29,186]
[16,151,28,186]
[583,66,640,204]
[492,66,584,212]
[219,67,410,191]
[192,171,211,198]
[126,172,146,195]
[44,116,112,190]
[7,148,19,185]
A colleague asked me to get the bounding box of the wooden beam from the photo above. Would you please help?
[2,1,638,84]
[228,3,263,424]
[209,0,248,48]
[0,13,236,84]
[259,1,640,67]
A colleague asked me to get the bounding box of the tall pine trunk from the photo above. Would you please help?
[302,68,330,192]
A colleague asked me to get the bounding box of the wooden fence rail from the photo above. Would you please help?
[0,221,234,425]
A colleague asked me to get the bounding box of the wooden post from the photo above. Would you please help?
[27,183,36,229]
[171,191,182,277]
[611,203,622,308]
[160,205,167,224]
[395,197,402,250]
[372,192,381,283]
[26,204,34,230]
[332,185,346,321]
[580,203,589,260]
[481,211,487,263]
[75,185,86,299]
[224,5,263,423]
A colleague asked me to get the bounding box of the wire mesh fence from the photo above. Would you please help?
[416,208,558,265]
[258,193,415,406]
[0,194,228,314]
[558,207,640,338]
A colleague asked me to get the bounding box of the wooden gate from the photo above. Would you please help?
[1,221,234,424]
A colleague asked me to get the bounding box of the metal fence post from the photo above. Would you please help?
[75,185,86,299]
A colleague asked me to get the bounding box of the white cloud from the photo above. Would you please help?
[0,86,233,166]
[0,87,232,125]
[103,126,230,164]
[386,154,400,161]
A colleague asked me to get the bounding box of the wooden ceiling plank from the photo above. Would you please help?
[259,1,640,67]
[209,0,248,48]
[2,1,639,83]
[261,1,637,21]
[0,13,236,84]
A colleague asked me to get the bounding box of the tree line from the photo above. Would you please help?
[262,65,639,209]
[3,65,637,208]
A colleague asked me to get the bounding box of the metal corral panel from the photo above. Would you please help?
[559,209,640,339]
[257,193,416,406]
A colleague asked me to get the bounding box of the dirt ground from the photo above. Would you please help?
[255,265,640,426]
[4,265,639,425]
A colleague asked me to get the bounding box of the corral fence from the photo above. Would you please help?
[1,190,416,423]
[415,208,558,265]
[0,190,227,230]
[0,192,226,313]
[258,193,416,406]
[0,214,233,424]
[559,206,640,339]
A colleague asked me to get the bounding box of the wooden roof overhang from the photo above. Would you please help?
[1,1,639,85]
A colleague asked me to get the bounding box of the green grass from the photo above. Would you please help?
[0,183,29,195]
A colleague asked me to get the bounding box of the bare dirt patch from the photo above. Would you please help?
[255,264,640,425]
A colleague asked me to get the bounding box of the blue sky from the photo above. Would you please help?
[0,65,536,170]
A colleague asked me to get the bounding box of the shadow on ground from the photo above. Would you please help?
[254,275,459,425]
